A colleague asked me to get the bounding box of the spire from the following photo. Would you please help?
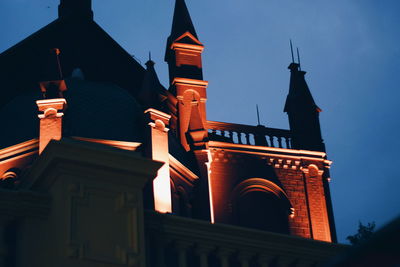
[284,50,325,152]
[284,63,320,113]
[170,0,198,42]
[137,59,167,109]
[58,0,93,20]
[284,41,319,113]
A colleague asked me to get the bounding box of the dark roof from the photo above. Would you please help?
[137,60,168,110]
[0,78,144,149]
[165,0,199,63]
[0,17,145,110]
[284,63,320,113]
[170,0,198,42]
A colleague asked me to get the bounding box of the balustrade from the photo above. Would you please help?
[145,211,347,267]
[207,121,292,149]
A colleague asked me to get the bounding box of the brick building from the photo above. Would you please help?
[0,0,345,266]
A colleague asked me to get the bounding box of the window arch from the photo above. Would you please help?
[231,178,292,234]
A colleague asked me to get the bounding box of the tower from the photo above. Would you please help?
[165,0,208,152]
[284,59,325,152]
[165,0,212,221]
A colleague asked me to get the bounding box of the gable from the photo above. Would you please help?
[174,31,203,46]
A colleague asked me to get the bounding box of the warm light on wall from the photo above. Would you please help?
[145,108,173,214]
[36,98,67,154]
[205,150,215,223]
[153,162,172,213]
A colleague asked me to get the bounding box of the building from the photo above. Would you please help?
[0,0,347,266]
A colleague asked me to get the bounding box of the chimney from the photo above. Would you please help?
[37,48,68,154]
[144,108,172,213]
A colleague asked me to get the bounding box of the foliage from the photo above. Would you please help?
[346,221,376,245]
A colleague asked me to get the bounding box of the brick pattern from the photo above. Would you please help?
[304,165,331,242]
[208,147,332,241]
[275,168,311,238]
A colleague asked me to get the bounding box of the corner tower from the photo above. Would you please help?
[284,60,325,152]
[165,0,208,152]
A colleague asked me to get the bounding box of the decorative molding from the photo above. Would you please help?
[172,77,209,88]
[72,137,142,152]
[0,139,38,161]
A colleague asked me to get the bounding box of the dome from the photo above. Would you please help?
[0,78,144,149]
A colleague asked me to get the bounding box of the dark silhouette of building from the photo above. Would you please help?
[0,0,347,266]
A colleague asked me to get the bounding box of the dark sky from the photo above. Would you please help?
[1,0,399,243]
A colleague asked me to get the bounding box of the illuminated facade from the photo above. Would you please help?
[0,0,344,266]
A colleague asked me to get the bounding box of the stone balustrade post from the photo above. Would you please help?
[258,254,275,267]
[216,248,235,267]
[175,240,192,267]
[237,251,253,267]
[195,244,215,267]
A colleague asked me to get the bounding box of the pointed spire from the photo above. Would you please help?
[137,59,167,109]
[170,0,198,42]
[58,0,93,20]
[284,51,325,152]
[284,62,319,113]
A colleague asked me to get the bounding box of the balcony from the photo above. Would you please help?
[207,121,292,149]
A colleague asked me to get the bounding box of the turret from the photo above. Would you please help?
[165,0,208,152]
[284,48,325,152]
[165,0,212,221]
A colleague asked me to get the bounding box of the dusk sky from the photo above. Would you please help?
[1,0,399,243]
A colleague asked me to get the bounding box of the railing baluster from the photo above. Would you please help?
[265,135,270,147]
[216,248,234,267]
[228,131,234,143]
[175,241,191,267]
[284,136,290,148]
[206,121,292,148]
[258,254,274,267]
[195,245,214,267]
[237,252,252,267]
[278,136,283,148]
[269,136,275,147]
[154,236,167,267]
[239,133,243,144]
[245,133,250,145]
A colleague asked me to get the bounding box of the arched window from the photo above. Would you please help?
[231,178,292,234]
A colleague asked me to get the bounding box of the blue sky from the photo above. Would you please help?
[1,0,399,243]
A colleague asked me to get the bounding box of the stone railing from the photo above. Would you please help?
[144,211,347,267]
[207,121,292,149]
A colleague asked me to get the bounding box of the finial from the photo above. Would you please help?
[52,48,63,80]
[297,47,301,71]
[290,40,295,63]
[145,51,155,68]
[256,104,261,125]
[39,48,67,99]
